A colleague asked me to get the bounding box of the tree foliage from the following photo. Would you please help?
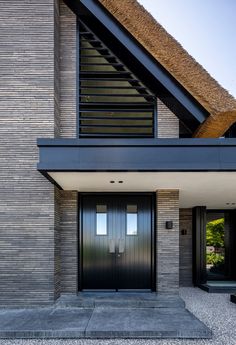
[206,217,224,248]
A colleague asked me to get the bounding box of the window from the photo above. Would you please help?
[96,205,107,235]
[127,205,138,235]
[79,20,155,138]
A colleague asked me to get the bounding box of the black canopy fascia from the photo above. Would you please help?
[37,138,236,173]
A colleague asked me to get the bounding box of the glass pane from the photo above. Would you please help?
[127,205,137,213]
[96,205,107,235]
[96,204,106,213]
[127,205,138,235]
[206,212,225,279]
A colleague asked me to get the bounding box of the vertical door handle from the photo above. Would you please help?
[109,239,115,253]
[118,239,125,253]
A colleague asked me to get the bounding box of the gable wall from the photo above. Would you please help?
[60,0,77,138]
[59,1,179,140]
[157,99,179,138]
[0,0,183,306]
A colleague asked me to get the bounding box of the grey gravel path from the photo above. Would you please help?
[0,287,235,345]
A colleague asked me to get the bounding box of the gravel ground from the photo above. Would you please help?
[0,287,235,345]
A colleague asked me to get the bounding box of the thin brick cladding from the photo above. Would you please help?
[58,0,78,294]
[60,191,78,293]
[60,0,77,138]
[0,0,59,306]
[156,190,179,294]
[157,99,179,138]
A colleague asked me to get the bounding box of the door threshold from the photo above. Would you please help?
[82,290,116,292]
[117,289,152,292]
[82,289,152,293]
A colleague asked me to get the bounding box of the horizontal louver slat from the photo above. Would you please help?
[79,19,155,138]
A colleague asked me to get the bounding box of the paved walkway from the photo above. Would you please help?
[0,292,211,339]
[0,288,235,344]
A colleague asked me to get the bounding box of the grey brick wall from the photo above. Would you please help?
[0,0,59,306]
[54,0,60,138]
[59,0,77,138]
[60,191,78,293]
[156,190,179,294]
[157,99,179,138]
[0,0,187,305]
[179,208,193,286]
[54,187,61,299]
[58,0,78,294]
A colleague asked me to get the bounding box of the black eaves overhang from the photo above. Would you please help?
[37,138,236,174]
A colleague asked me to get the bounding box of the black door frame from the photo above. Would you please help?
[78,192,156,291]
[193,207,236,285]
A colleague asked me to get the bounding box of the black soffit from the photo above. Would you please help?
[65,0,209,133]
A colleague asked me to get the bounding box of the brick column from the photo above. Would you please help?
[60,191,78,293]
[156,190,179,294]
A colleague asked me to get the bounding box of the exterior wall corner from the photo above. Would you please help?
[156,189,180,294]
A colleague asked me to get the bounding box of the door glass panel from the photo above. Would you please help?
[96,204,107,235]
[206,212,226,279]
[127,205,138,235]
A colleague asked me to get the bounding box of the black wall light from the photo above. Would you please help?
[165,221,173,229]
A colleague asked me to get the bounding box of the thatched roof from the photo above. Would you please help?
[98,0,236,137]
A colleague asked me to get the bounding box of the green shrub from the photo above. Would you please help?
[206,218,224,248]
[206,252,224,265]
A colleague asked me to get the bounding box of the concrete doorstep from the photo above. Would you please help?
[0,294,212,339]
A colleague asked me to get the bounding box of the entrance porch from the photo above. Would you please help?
[0,290,211,339]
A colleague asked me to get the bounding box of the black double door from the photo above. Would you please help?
[82,194,153,290]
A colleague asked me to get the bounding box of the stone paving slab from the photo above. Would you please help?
[86,307,211,338]
[57,292,186,308]
[0,306,211,339]
[0,308,92,338]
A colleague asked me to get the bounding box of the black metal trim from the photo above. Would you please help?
[78,193,83,291]
[39,171,63,190]
[192,206,207,286]
[37,138,236,172]
[153,100,157,138]
[37,138,236,146]
[151,192,156,291]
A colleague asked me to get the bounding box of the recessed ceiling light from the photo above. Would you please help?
[110,181,115,184]
[118,181,123,184]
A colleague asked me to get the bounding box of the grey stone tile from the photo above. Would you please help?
[85,308,211,338]
[0,308,93,338]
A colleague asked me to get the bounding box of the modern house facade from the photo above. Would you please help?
[1,0,236,307]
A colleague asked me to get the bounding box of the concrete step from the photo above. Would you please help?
[0,306,212,339]
[56,292,185,308]
[200,284,236,294]
[230,294,236,303]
